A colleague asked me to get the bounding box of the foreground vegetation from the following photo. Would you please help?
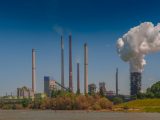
[1,81,160,112]
[114,99,160,112]
[113,81,160,112]
[2,95,160,112]
[0,92,113,110]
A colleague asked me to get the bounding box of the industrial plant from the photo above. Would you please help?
[1,33,123,101]
[13,22,160,100]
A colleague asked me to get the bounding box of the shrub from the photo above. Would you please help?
[75,95,89,110]
[31,99,42,109]
[137,93,146,99]
[55,96,74,110]
[92,102,101,110]
[112,97,123,105]
[1,104,13,110]
[97,97,113,109]
[21,99,30,108]
[12,104,23,109]
[40,98,51,109]
[50,98,56,110]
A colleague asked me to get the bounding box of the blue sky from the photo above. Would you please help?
[0,0,160,95]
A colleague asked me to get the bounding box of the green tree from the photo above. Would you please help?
[150,81,160,98]
[112,97,123,105]
[146,88,154,98]
[21,99,30,108]
[51,90,61,98]
[137,92,146,99]
[146,81,160,98]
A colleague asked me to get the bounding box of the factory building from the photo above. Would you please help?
[44,76,57,97]
[130,72,141,96]
[106,91,116,97]
[99,82,107,96]
[88,83,96,95]
[17,86,34,99]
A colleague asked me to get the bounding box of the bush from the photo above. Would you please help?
[97,97,113,109]
[75,95,89,110]
[0,92,113,110]
[92,102,101,110]
[12,104,23,109]
[137,93,146,99]
[55,96,74,110]
[112,97,123,105]
[50,98,56,110]
[1,104,13,110]
[31,99,42,109]
[40,98,51,109]
[21,99,30,108]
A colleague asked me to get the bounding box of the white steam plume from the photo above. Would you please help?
[116,22,160,73]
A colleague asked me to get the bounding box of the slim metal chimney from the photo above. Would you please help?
[116,68,118,96]
[32,49,36,93]
[69,34,73,92]
[84,43,88,94]
[61,36,64,90]
[77,62,80,94]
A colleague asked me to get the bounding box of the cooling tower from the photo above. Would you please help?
[130,72,141,96]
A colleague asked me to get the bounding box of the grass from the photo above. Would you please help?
[114,99,160,112]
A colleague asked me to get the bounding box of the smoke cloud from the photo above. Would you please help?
[53,25,64,35]
[116,22,160,73]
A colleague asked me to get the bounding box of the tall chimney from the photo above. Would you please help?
[84,43,88,94]
[32,49,36,93]
[61,36,64,90]
[69,34,73,92]
[116,68,118,96]
[77,62,80,94]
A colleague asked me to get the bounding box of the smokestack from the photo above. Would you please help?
[69,34,73,92]
[116,68,118,96]
[61,36,64,90]
[84,43,88,94]
[32,49,36,93]
[130,72,141,96]
[77,62,80,94]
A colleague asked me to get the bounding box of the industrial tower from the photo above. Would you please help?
[69,34,73,92]
[84,43,88,94]
[61,36,64,90]
[32,49,36,93]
